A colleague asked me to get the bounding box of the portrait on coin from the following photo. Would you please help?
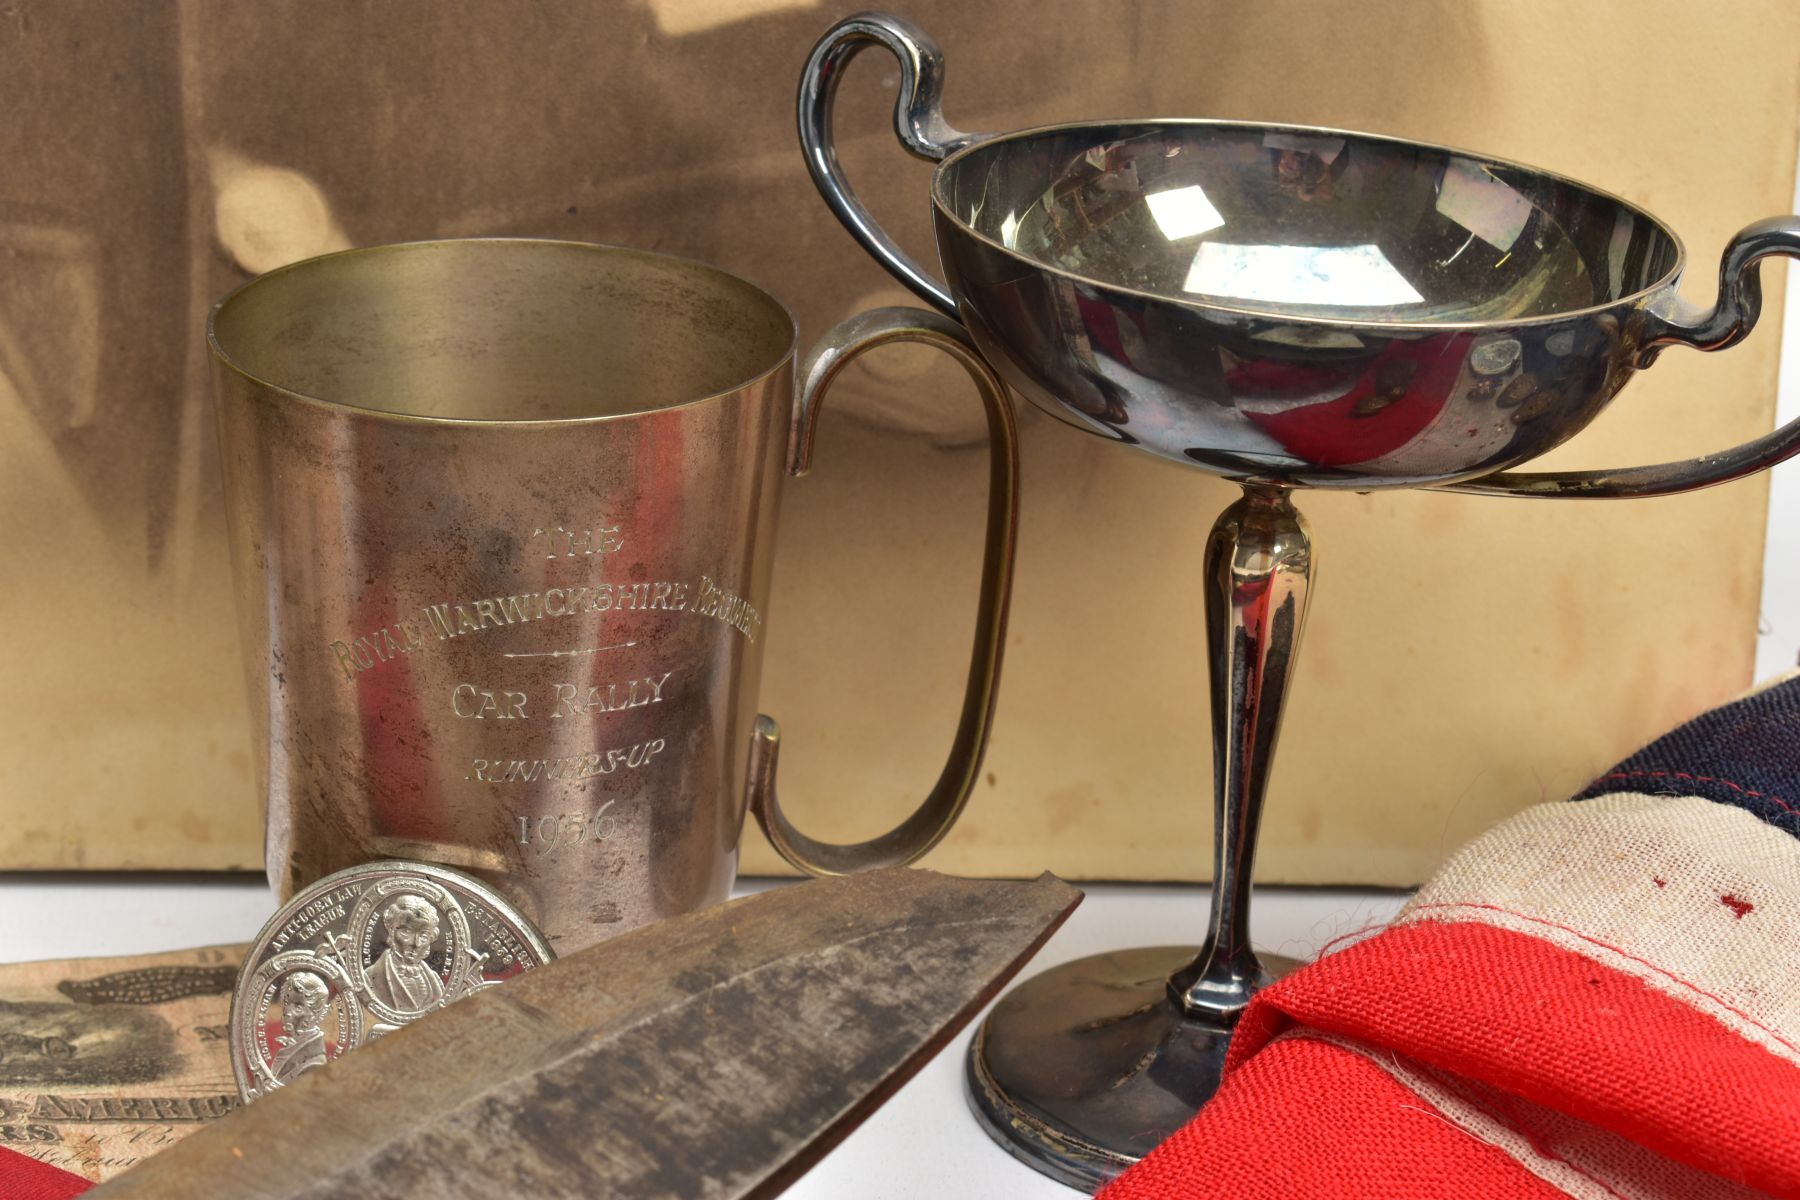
[269,970,331,1084]
[365,894,447,1013]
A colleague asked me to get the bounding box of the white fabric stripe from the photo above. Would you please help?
[1291,1031,1767,1200]
[1397,792,1800,1052]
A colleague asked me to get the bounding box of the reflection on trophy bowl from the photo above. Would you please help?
[932,121,1674,487]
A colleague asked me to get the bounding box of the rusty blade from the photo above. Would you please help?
[90,868,1080,1199]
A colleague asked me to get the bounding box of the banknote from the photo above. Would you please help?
[0,944,245,1183]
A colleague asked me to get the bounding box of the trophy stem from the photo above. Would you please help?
[966,483,1317,1190]
[1169,484,1313,1018]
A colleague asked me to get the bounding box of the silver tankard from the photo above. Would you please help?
[210,238,1017,952]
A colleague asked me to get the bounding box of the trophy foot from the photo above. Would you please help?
[965,945,1298,1192]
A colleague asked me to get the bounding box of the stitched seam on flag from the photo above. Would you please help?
[1314,919,1394,961]
[1416,1060,1764,1200]
[1398,794,1800,1036]
[1287,1031,1631,1200]
[1407,904,1800,1066]
[1591,770,1800,816]
[1419,1067,1638,1200]
[1297,1031,1767,1200]
[1440,1086,1641,1200]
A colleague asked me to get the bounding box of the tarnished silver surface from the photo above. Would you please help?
[229,860,554,1103]
[1174,487,1312,1020]
[210,240,1019,954]
[967,946,1301,1190]
[800,10,1800,1190]
[749,306,1019,876]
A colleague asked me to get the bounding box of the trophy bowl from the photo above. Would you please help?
[937,120,1689,488]
[801,11,1800,1192]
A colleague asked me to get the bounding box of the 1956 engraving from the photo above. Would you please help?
[514,801,619,856]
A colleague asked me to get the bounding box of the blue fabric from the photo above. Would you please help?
[1572,676,1800,839]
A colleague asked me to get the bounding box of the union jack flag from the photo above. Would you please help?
[1106,675,1800,1199]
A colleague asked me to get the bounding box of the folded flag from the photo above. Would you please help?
[1104,675,1800,1199]
[0,1145,89,1199]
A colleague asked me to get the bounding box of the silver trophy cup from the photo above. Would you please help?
[800,11,1800,1190]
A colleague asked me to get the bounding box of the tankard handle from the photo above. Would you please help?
[748,306,1018,875]
[1441,216,1800,499]
[798,11,984,318]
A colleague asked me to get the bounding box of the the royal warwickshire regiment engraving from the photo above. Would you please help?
[308,522,753,904]
[231,863,554,1105]
[328,575,762,680]
[327,521,762,709]
[328,579,698,680]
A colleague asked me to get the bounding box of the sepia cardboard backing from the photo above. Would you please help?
[2,0,1796,883]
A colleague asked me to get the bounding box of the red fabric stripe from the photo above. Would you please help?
[1100,1034,1565,1199]
[1220,919,1800,1196]
[1236,338,1465,466]
[0,1146,91,1199]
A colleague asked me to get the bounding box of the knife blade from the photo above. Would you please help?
[89,868,1080,1198]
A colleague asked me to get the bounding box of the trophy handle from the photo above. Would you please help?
[798,11,985,318]
[748,306,1019,875]
[1443,216,1800,499]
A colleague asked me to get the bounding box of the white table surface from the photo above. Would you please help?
[0,876,1405,1197]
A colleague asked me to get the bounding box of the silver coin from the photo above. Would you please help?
[230,860,554,1102]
